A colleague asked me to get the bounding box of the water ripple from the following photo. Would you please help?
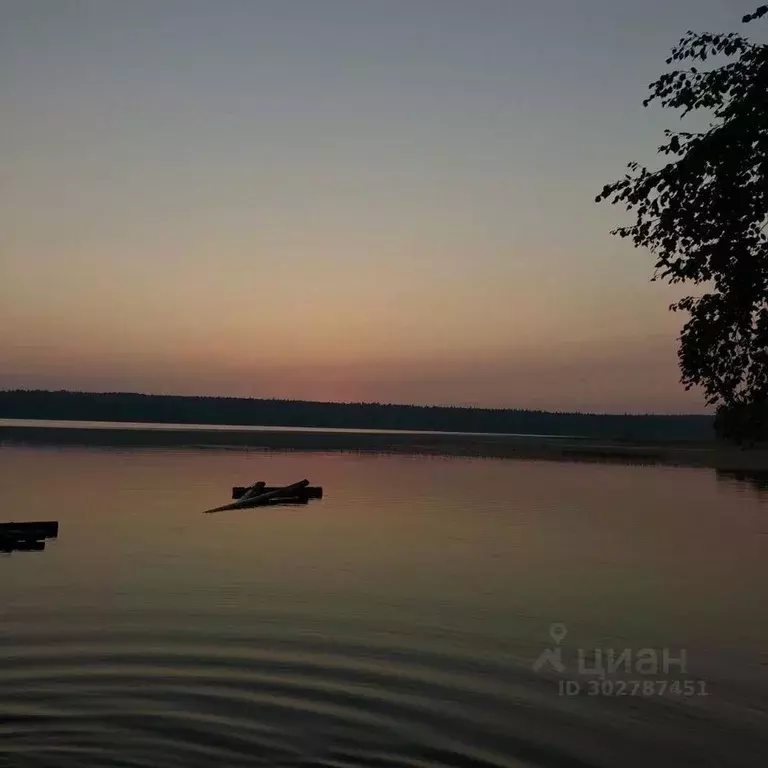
[0,621,566,768]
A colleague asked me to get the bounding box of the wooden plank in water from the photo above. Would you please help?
[0,539,46,553]
[0,521,58,539]
[205,480,310,514]
[232,485,322,500]
[261,496,310,506]
[239,481,266,501]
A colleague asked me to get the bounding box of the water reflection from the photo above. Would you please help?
[716,468,768,497]
[1,447,767,767]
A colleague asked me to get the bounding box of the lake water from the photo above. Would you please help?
[1,444,766,767]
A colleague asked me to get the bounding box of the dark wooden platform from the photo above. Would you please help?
[0,521,59,540]
[0,539,46,553]
[0,521,59,554]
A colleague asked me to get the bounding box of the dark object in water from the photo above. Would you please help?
[0,520,59,555]
[234,480,309,506]
[205,479,312,513]
[232,485,323,500]
[0,521,59,539]
[0,538,46,553]
[239,480,266,501]
[261,495,310,506]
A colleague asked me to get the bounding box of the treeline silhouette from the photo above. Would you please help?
[0,390,715,442]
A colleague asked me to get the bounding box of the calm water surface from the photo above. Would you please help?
[1,445,766,767]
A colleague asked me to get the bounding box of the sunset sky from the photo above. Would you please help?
[1,0,758,413]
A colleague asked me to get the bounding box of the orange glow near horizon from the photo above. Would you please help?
[1,0,726,414]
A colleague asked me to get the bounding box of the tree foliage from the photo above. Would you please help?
[596,5,768,443]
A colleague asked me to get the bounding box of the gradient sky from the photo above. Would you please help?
[1,0,760,413]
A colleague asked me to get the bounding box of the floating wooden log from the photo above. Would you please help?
[261,495,310,506]
[239,480,266,501]
[205,480,311,514]
[232,485,322,500]
[0,521,58,539]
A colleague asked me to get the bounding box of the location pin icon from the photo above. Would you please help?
[549,623,567,645]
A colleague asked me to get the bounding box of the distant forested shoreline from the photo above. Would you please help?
[0,389,714,442]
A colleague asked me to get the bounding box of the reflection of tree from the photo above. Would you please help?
[715,469,768,497]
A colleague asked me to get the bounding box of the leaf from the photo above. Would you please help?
[743,5,768,23]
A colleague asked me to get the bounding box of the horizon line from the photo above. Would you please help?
[1,388,713,420]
